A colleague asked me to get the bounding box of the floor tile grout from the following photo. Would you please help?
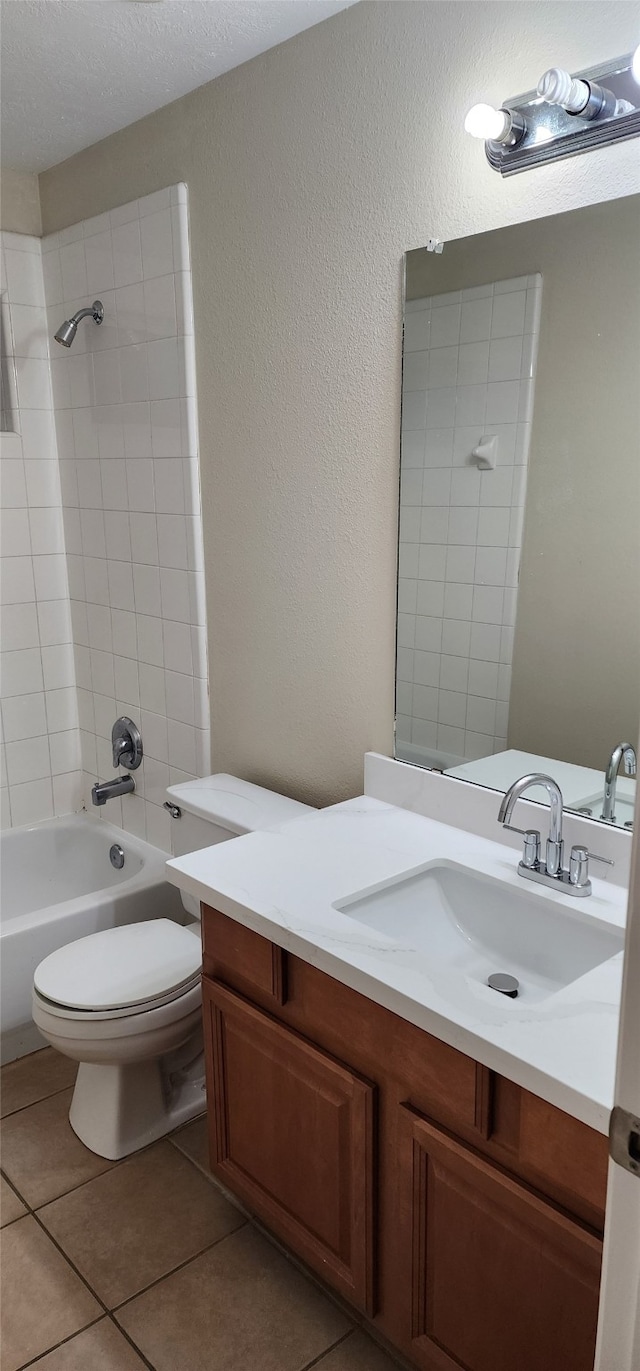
[19,1207,158,1369]
[31,1158,124,1212]
[17,1133,248,1318]
[105,1313,157,1371]
[22,1127,232,1223]
[111,1221,248,1313]
[7,1127,220,1219]
[0,1082,75,1122]
[1,1166,31,1214]
[2,1102,248,1335]
[301,1329,356,1370]
[28,1206,114,1316]
[16,1316,106,1370]
[26,1132,184,1215]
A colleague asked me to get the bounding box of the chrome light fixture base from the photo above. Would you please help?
[485,53,640,175]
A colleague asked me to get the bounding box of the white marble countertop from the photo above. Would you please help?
[166,797,626,1135]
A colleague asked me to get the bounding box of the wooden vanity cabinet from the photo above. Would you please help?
[203,978,375,1313]
[201,905,608,1371]
[398,1106,602,1371]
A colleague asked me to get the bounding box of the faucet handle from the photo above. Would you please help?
[569,844,614,888]
[111,717,143,771]
[504,825,541,869]
[522,829,541,869]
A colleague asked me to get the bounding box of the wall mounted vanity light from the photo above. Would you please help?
[465,51,640,174]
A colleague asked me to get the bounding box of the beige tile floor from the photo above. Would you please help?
[1,1049,404,1371]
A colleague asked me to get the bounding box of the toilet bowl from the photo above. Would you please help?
[32,775,313,1160]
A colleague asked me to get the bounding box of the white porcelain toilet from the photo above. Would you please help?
[32,775,312,1160]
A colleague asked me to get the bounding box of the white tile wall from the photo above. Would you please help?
[43,185,209,850]
[0,231,81,828]
[397,274,542,768]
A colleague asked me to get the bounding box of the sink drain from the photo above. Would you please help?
[488,972,519,999]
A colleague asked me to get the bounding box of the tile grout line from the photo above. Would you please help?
[163,1141,380,1364]
[1,1166,31,1216]
[104,1314,157,1371]
[164,1141,401,1366]
[300,1329,356,1370]
[28,1205,116,1316]
[23,1131,186,1215]
[23,1121,225,1217]
[5,1131,405,1371]
[16,1315,106,1371]
[0,1081,75,1122]
[33,1194,245,1317]
[23,1207,161,1370]
[111,1221,248,1315]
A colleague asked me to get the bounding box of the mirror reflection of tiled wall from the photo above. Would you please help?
[396,274,541,769]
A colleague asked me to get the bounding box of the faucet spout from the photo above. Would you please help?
[91,774,135,807]
[498,772,563,845]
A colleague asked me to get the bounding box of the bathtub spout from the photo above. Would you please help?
[91,775,135,807]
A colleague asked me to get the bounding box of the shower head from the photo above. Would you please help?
[54,300,104,347]
[54,317,78,347]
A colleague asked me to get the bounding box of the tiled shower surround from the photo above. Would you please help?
[6,183,210,849]
[1,230,80,829]
[396,275,541,768]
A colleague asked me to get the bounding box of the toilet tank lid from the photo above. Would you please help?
[165,774,315,833]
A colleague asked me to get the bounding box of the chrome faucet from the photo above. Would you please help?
[92,774,135,806]
[91,717,143,807]
[498,772,612,897]
[601,742,637,823]
[111,716,143,770]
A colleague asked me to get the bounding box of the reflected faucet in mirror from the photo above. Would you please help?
[602,742,637,824]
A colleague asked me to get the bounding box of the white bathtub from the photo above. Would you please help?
[0,814,186,1064]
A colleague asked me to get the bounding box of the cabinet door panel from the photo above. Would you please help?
[399,1106,602,1371]
[518,1090,607,1229]
[204,979,375,1313]
[202,904,287,1005]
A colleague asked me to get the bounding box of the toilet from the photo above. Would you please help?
[32,775,313,1160]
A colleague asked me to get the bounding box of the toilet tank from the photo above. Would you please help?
[165,774,314,916]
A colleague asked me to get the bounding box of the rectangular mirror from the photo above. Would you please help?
[396,195,639,829]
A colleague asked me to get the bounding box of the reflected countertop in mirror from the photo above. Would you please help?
[395,195,640,830]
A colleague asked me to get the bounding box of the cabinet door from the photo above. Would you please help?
[203,978,376,1313]
[398,1105,602,1371]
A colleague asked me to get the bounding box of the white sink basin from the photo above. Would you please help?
[335,862,623,1004]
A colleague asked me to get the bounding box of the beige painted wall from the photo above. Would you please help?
[38,1,640,805]
[406,197,640,770]
[0,168,41,235]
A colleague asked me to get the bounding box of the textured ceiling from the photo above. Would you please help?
[0,0,357,173]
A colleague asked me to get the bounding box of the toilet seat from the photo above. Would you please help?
[33,977,201,1022]
[33,978,202,1043]
[33,919,202,1018]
